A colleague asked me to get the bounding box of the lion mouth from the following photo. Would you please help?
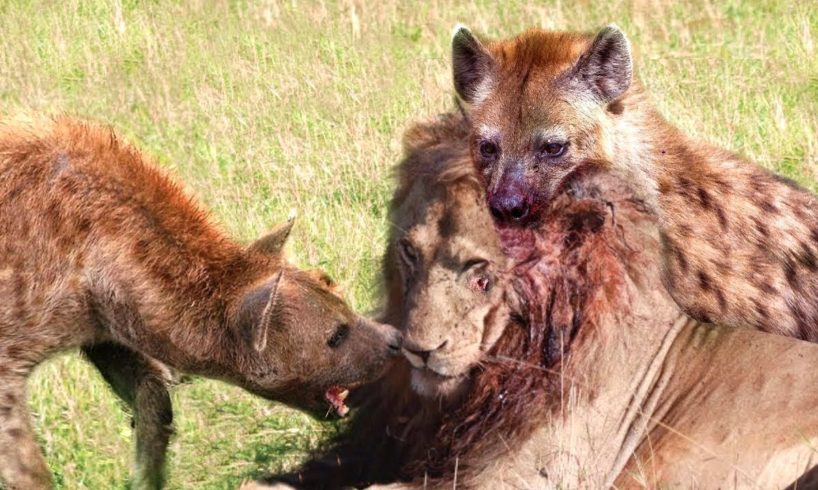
[324,386,350,416]
[410,367,469,399]
[415,367,459,380]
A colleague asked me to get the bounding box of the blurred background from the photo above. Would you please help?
[1,0,816,487]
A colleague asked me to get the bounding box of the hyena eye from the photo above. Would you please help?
[539,141,567,158]
[327,324,350,348]
[479,141,500,161]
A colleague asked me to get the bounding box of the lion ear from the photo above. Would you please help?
[249,213,295,255]
[569,25,633,103]
[451,24,494,104]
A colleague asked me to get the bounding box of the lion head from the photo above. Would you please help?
[383,119,515,400]
[263,112,520,488]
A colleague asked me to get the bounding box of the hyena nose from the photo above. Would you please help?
[489,191,530,224]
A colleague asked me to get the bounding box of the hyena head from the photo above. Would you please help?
[233,219,403,417]
[451,25,634,227]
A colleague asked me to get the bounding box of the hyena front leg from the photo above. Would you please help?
[83,343,174,490]
[0,367,53,489]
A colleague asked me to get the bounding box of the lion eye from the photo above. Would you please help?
[398,238,418,273]
[479,141,500,161]
[538,141,566,158]
[470,275,491,293]
[461,258,488,273]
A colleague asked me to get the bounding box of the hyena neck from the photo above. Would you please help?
[157,277,247,378]
[168,263,276,379]
[602,92,768,220]
[611,97,818,262]
[606,96,818,339]
[600,92,680,210]
[99,246,264,378]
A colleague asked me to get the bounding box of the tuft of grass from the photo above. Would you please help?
[1,0,816,487]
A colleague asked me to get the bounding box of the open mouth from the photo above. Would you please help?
[324,385,350,417]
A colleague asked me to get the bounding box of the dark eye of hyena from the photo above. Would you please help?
[327,324,350,348]
[479,140,500,161]
[538,141,567,158]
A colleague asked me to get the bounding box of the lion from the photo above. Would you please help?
[245,112,818,489]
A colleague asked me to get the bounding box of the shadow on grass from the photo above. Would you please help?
[212,433,340,490]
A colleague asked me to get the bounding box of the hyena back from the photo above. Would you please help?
[0,115,401,489]
[449,25,818,341]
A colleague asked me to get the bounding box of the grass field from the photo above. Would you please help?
[1,0,816,488]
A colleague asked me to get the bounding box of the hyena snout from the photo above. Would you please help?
[382,322,404,357]
[359,318,403,358]
[488,185,532,225]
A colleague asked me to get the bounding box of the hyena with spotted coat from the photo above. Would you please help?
[450,25,818,340]
[0,115,401,489]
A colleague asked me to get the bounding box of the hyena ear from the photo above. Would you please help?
[451,24,494,103]
[569,25,633,103]
[249,213,296,255]
[306,269,337,290]
[251,270,284,352]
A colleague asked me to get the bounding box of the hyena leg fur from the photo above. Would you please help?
[0,367,53,489]
[83,343,174,490]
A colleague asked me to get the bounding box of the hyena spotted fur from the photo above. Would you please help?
[0,114,401,489]
[449,25,818,340]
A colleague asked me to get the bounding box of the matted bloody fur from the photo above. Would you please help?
[0,114,401,490]
[452,26,818,342]
[406,134,641,486]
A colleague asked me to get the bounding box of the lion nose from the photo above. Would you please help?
[403,339,448,367]
[488,191,530,224]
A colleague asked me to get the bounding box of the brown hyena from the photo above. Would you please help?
[0,114,402,489]
[450,25,818,341]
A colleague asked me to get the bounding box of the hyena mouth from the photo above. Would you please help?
[324,386,350,416]
[496,225,537,261]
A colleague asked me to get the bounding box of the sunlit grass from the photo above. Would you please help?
[1,0,816,487]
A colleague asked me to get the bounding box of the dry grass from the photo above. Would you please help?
[0,0,816,487]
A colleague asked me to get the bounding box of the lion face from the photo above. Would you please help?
[390,178,512,400]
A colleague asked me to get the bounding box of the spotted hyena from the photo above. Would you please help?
[0,114,401,489]
[449,25,818,341]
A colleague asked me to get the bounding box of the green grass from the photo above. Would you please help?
[1,0,816,488]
